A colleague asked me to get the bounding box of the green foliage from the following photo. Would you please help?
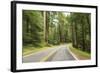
[68,13,91,52]
[23,10,44,46]
[22,10,91,53]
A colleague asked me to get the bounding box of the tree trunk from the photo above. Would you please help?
[81,18,85,51]
[75,22,78,48]
[44,11,49,44]
[71,22,75,47]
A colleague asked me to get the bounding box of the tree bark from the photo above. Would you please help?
[44,11,49,44]
[81,17,85,51]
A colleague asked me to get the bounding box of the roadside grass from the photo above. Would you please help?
[23,44,61,57]
[67,43,91,60]
[23,46,52,57]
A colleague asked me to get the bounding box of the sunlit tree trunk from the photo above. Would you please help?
[44,11,49,44]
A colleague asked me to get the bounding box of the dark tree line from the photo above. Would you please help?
[68,13,91,53]
[22,10,91,53]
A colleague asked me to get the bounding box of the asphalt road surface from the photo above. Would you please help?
[23,45,75,63]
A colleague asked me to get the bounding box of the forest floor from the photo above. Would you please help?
[67,43,91,60]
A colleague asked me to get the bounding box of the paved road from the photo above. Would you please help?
[23,45,75,63]
[51,46,75,61]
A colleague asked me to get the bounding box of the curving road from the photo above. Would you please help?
[22,45,76,63]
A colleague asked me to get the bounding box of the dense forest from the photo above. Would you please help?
[22,10,91,53]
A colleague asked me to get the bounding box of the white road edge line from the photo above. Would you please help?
[23,46,60,58]
[23,48,50,58]
[67,46,79,60]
